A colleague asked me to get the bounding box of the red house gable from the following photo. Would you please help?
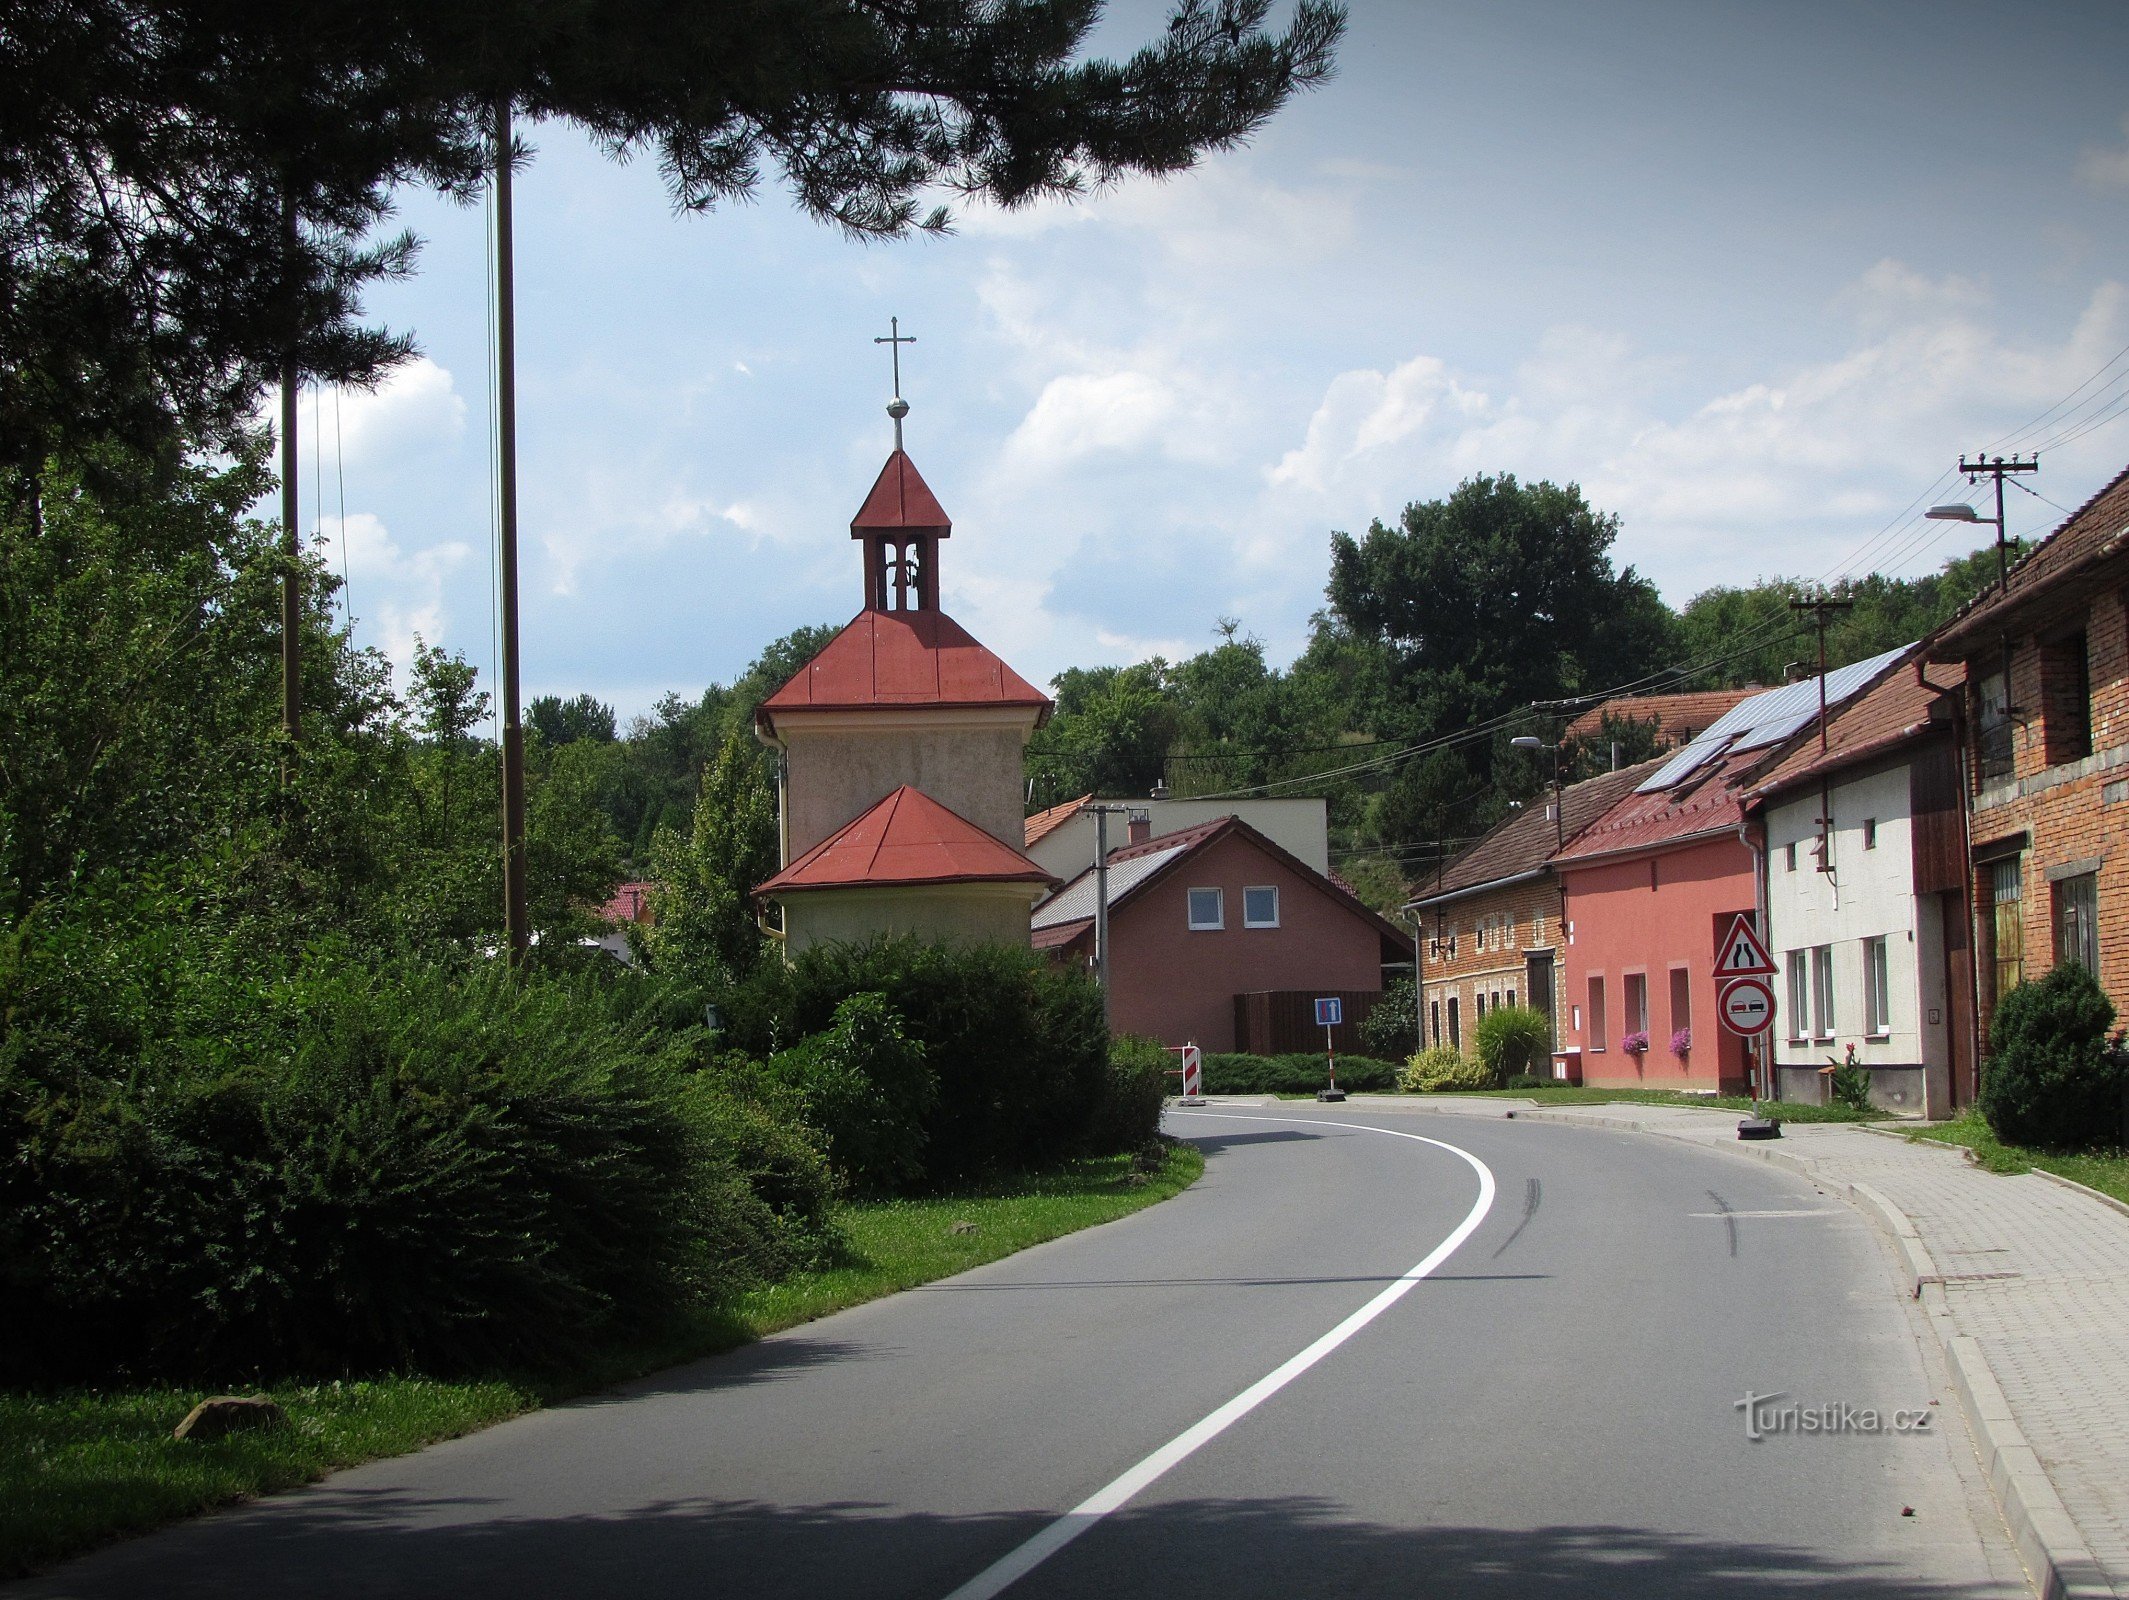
[756,785,1055,896]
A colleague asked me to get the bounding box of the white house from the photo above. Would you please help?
[1746,656,1975,1117]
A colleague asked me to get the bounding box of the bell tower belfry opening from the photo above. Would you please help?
[855,316,949,613]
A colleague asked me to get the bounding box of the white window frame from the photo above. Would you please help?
[1786,950,1808,1042]
[1242,885,1280,929]
[1187,887,1224,931]
[1811,944,1836,1040]
[1863,936,1892,1036]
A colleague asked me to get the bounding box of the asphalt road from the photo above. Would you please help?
[18,1105,2027,1599]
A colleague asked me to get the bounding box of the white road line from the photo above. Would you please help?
[938,1110,1497,1600]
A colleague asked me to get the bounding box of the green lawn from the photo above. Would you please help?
[0,1143,1202,1581]
[1901,1111,2129,1206]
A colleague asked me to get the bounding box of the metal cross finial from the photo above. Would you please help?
[875,316,915,449]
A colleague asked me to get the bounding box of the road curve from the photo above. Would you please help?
[14,1105,2023,1599]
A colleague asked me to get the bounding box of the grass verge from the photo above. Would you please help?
[1,1143,1202,1581]
[1901,1111,2129,1206]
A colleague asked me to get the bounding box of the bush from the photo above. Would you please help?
[1979,965,2128,1152]
[1475,1005,1551,1086]
[1089,1036,1170,1155]
[1504,1073,1550,1091]
[1827,1050,1873,1112]
[724,937,1109,1187]
[0,909,835,1383]
[1360,980,1418,1060]
[763,993,936,1196]
[1199,1051,1400,1095]
[1402,1046,1494,1092]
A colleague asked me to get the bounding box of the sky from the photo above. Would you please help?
[303,0,2129,723]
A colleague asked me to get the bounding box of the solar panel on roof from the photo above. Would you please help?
[1634,644,1911,794]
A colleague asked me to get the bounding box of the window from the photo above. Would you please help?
[1669,968,1691,1047]
[1430,999,1441,1046]
[1811,945,1836,1039]
[1476,993,1487,1021]
[1786,951,1808,1042]
[1587,976,1607,1052]
[1977,669,2015,785]
[1784,841,1796,872]
[1187,887,1224,930]
[2054,872,2100,975]
[1863,936,1891,1035]
[1624,972,1649,1037]
[1447,996,1461,1051]
[1242,886,1279,928]
[1862,819,1877,851]
[2041,631,2092,766]
[1991,858,2024,1003]
[1506,987,1517,1010]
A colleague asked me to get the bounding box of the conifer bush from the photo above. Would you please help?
[1474,1005,1552,1086]
[1198,1052,1400,1094]
[1979,965,2128,1153]
[764,993,937,1196]
[1090,1035,1172,1154]
[1401,1046,1493,1092]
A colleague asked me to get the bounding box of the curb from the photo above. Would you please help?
[2030,1167,2129,1224]
[1945,1336,2120,1600]
[1499,1104,2115,1599]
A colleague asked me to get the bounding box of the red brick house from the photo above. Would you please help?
[1031,816,1408,1052]
[1921,461,2129,1039]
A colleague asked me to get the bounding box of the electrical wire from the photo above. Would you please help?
[333,386,352,635]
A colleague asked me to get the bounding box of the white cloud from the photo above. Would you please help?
[2076,112,2129,189]
[1269,355,1490,494]
[333,357,468,466]
[313,511,475,683]
[1000,371,1181,473]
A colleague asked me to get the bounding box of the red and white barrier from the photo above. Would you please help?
[1179,1042,1205,1104]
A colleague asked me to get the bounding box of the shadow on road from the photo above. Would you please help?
[568,1336,871,1406]
[1180,1128,1335,1153]
[25,1487,2004,1599]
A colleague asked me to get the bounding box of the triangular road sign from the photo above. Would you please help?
[1715,913,1778,978]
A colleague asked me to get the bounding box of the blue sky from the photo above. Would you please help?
[304,0,2129,722]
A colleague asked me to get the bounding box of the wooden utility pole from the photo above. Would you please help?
[1958,454,2039,594]
[280,191,301,762]
[1789,592,1855,754]
[494,101,530,962]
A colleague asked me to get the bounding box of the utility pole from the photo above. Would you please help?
[1084,803,1135,1022]
[1788,592,1855,755]
[1959,454,2039,594]
[279,190,301,767]
[494,101,530,963]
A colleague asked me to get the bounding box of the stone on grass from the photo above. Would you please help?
[949,1220,979,1236]
[173,1395,289,1442]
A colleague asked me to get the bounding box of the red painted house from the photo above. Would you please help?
[1553,648,1907,1092]
[1031,816,1407,1051]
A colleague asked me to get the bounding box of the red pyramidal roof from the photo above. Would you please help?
[755,786,1056,895]
[850,450,951,536]
[757,609,1050,725]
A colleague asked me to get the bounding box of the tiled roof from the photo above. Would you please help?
[850,450,952,535]
[1925,461,2129,656]
[1563,688,1755,745]
[1636,644,1912,792]
[1023,794,1091,848]
[1746,655,1962,801]
[1410,758,1667,905]
[1551,747,1765,865]
[755,786,1055,895]
[600,881,655,924]
[1030,841,1193,930]
[757,608,1051,726]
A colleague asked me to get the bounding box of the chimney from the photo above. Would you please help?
[1127,809,1152,845]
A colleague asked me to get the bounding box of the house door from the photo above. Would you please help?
[1525,951,1556,1047]
[1941,890,1977,1108]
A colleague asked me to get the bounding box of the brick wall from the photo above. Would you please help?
[1964,582,2129,1041]
[1416,877,1564,1055]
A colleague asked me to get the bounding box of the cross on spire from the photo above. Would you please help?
[874,316,916,449]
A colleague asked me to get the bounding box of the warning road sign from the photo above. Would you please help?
[1720,976,1776,1036]
[1714,913,1778,979]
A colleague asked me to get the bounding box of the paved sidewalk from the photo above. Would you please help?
[1373,1097,2129,1600]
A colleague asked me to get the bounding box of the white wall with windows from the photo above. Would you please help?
[1764,756,1951,1113]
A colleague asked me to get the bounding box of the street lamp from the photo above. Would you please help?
[1511,735,1565,849]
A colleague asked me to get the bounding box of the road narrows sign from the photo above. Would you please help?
[1714,914,1778,978]
[1719,976,1776,1037]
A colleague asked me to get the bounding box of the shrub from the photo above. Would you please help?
[726,937,1109,1187]
[1504,1073,1550,1091]
[1360,980,1418,1060]
[1199,1051,1400,1095]
[764,993,936,1196]
[1827,1049,1873,1112]
[0,910,835,1383]
[1402,1046,1493,1093]
[1475,1005,1552,1085]
[1089,1035,1170,1155]
[1979,965,2128,1152]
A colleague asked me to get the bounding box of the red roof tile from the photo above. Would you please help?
[1563,688,1756,745]
[600,881,655,924]
[850,450,952,535]
[755,786,1055,896]
[1550,748,1763,865]
[757,609,1052,727]
[1023,794,1091,848]
[1412,758,1668,905]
